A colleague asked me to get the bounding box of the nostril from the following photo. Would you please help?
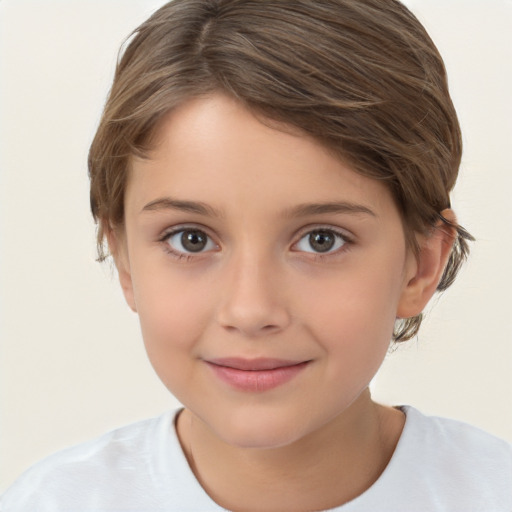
[221,323,280,335]
[261,324,280,332]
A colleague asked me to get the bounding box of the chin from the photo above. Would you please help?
[205,403,318,450]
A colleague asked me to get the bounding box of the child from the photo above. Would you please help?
[2,0,511,510]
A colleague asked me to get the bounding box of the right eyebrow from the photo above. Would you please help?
[140,197,222,217]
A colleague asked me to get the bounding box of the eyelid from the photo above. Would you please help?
[157,223,354,261]
[158,224,219,258]
[290,225,355,256]
[292,224,354,244]
[158,223,216,241]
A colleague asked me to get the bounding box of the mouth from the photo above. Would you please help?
[204,358,311,392]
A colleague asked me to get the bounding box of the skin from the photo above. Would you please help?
[112,94,454,511]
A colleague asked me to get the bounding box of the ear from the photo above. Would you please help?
[397,209,456,318]
[107,228,137,313]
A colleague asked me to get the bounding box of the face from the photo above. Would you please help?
[117,94,419,449]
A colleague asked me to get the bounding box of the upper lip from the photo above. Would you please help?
[205,357,309,371]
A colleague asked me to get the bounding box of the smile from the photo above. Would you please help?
[205,358,311,392]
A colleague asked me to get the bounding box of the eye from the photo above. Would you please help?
[295,229,347,254]
[165,228,216,254]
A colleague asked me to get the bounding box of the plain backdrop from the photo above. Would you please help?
[1,0,511,492]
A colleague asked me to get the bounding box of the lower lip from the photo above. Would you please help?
[206,362,310,392]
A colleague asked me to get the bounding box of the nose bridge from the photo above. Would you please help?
[216,244,290,337]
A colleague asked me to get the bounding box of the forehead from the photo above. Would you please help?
[126,94,397,220]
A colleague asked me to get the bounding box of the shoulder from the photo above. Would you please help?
[346,407,512,512]
[0,410,187,511]
[345,407,512,511]
[391,406,512,510]
[401,406,512,466]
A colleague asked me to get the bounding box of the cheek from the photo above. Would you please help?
[132,264,215,356]
[301,259,404,362]
[132,268,217,400]
[305,290,395,402]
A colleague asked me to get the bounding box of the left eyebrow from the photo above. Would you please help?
[283,201,377,218]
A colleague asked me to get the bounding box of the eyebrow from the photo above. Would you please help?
[283,201,377,218]
[141,197,222,217]
[141,196,376,219]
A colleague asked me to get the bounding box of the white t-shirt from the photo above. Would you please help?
[2,406,511,511]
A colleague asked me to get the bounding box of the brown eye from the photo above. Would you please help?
[295,229,347,254]
[166,229,215,254]
[309,231,335,252]
[181,230,208,252]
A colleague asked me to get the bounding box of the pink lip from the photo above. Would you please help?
[205,358,310,392]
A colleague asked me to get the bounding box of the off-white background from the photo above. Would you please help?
[1,0,511,492]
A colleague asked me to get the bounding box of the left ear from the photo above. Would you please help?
[397,209,456,318]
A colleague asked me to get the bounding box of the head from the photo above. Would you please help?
[89,0,472,342]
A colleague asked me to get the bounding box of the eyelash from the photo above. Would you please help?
[158,225,353,262]
[292,226,353,261]
[158,225,216,261]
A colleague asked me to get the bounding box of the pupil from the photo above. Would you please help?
[181,230,207,252]
[309,231,334,252]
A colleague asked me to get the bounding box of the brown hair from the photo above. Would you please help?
[88,0,473,341]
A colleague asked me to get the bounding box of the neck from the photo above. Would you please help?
[176,390,404,512]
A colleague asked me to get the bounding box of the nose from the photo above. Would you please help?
[216,252,291,338]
